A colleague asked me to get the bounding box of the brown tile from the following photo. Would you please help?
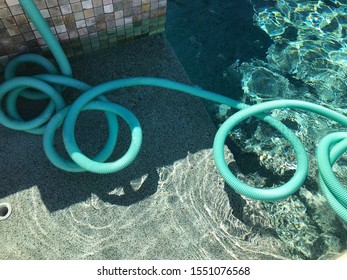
[14,14,28,25]
[0,8,12,18]
[96,14,105,24]
[142,4,150,13]
[133,14,141,23]
[52,16,64,25]
[96,22,106,31]
[49,6,61,17]
[84,9,94,18]
[2,17,16,28]
[92,0,103,7]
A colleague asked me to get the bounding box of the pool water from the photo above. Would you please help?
[1,0,347,260]
[166,0,347,259]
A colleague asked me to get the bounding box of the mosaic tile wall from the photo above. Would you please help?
[0,0,167,70]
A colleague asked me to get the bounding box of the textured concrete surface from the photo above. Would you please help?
[0,35,290,260]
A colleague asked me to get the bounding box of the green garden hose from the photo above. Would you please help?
[0,0,346,222]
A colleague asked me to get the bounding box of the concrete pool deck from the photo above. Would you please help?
[0,35,291,259]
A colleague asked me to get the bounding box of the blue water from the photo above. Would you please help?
[166,0,347,259]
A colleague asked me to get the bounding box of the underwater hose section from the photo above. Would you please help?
[0,0,346,223]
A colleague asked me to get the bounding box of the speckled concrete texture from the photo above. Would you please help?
[0,35,291,259]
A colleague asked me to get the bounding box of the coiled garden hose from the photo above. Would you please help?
[0,0,346,222]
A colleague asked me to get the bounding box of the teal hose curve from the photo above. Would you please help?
[0,0,346,222]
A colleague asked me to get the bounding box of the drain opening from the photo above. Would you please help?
[0,203,12,220]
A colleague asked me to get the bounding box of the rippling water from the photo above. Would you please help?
[1,148,292,259]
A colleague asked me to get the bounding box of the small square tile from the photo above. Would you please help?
[84,9,94,18]
[69,30,79,39]
[124,8,132,17]
[106,20,116,29]
[58,32,69,41]
[82,0,93,9]
[133,6,141,15]
[92,0,103,7]
[52,16,64,25]
[133,0,141,7]
[87,25,97,33]
[115,18,123,27]
[78,27,88,36]
[55,24,67,33]
[142,4,150,12]
[151,2,159,9]
[114,10,123,19]
[19,23,32,33]
[103,0,112,4]
[23,32,35,41]
[47,0,58,7]
[0,8,12,18]
[76,19,86,28]
[74,11,84,20]
[96,22,106,31]
[96,14,105,24]
[60,4,72,14]
[94,6,103,16]
[9,4,23,15]
[50,7,61,17]
[7,26,20,36]
[104,4,113,13]
[123,0,131,9]
[5,0,19,6]
[40,9,50,18]
[124,17,133,24]
[34,0,47,9]
[71,2,83,12]
[14,14,28,25]
[150,9,158,17]
[86,17,96,26]
[2,17,16,28]
[114,2,123,10]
